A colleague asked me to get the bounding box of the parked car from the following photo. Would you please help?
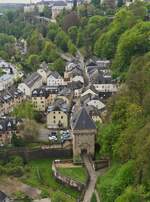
[61,131,71,143]
[48,135,57,142]
[50,131,57,137]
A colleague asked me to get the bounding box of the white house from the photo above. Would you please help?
[94,84,118,93]
[72,75,84,83]
[86,99,106,111]
[81,89,98,97]
[51,1,68,19]
[18,72,42,97]
[47,71,65,87]
[0,74,14,91]
[24,4,36,13]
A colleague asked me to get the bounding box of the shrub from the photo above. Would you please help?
[97,161,135,202]
[7,166,24,177]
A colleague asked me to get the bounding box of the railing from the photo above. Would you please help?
[52,159,85,192]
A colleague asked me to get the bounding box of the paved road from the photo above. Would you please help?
[82,154,107,202]
[77,51,89,87]
[38,128,50,142]
[82,154,97,202]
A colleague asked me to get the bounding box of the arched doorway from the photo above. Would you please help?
[80,143,90,155]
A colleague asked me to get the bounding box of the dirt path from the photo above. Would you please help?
[0,177,41,199]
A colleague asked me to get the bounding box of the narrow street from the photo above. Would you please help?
[77,51,89,87]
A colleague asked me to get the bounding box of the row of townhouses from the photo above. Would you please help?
[17,58,118,129]
[0,89,25,116]
[0,59,23,92]
[0,117,22,145]
[0,57,118,145]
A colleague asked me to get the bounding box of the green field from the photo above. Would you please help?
[23,159,79,201]
[58,166,87,184]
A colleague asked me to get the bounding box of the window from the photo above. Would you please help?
[53,111,55,114]
[53,116,55,119]
[61,116,63,119]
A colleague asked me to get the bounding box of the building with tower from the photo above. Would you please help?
[71,107,97,160]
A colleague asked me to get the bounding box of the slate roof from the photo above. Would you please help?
[83,84,99,95]
[24,72,42,88]
[80,93,99,104]
[58,87,72,96]
[72,107,96,130]
[32,88,49,98]
[0,191,7,201]
[48,71,62,79]
[0,117,22,133]
[68,81,83,90]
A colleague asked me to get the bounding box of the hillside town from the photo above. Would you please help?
[0,0,149,201]
[0,55,118,153]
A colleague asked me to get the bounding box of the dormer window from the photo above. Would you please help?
[7,122,11,127]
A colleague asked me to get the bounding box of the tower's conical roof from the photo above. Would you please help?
[72,107,96,130]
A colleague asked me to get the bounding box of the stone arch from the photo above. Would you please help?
[79,143,90,155]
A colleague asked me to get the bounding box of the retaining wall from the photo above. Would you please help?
[0,147,72,162]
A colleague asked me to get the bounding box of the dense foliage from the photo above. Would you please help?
[92,1,150,201]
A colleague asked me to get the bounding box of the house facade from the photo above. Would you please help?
[47,103,68,129]
[0,74,14,91]
[32,88,49,112]
[18,72,42,97]
[47,72,65,87]
[0,118,21,145]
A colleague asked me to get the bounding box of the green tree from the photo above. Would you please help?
[51,191,71,202]
[20,120,39,143]
[27,54,40,71]
[12,101,36,120]
[115,186,143,202]
[42,5,52,18]
[27,30,44,54]
[68,40,77,55]
[68,26,78,44]
[50,58,65,75]
[47,23,59,42]
[112,21,150,76]
[55,31,69,52]
[94,8,137,59]
[11,133,25,147]
[41,41,58,62]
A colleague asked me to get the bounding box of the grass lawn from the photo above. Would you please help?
[58,166,87,184]
[22,159,79,201]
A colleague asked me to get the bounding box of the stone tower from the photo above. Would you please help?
[71,107,97,160]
